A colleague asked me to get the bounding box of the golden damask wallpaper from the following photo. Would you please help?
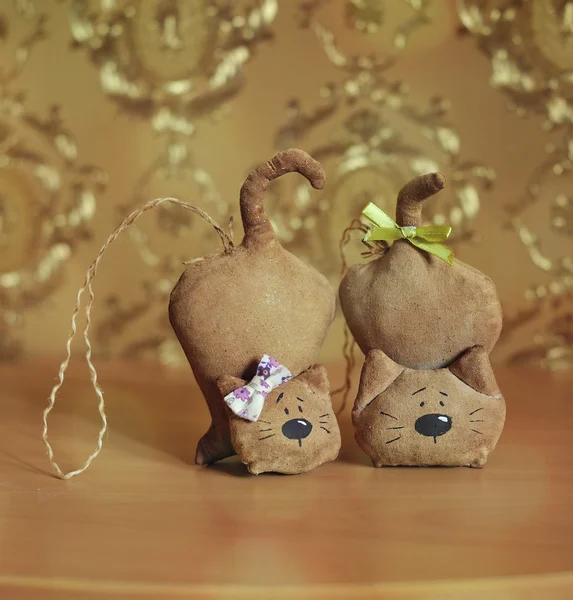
[0,0,571,369]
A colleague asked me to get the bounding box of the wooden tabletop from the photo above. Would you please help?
[0,360,572,599]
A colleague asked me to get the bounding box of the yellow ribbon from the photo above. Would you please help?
[362,202,454,266]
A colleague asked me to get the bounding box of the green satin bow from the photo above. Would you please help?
[362,202,454,266]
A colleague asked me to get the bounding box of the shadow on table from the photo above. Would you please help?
[7,362,370,476]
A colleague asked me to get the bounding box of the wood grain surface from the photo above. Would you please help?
[0,360,572,599]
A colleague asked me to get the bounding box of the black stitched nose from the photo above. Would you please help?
[415,413,452,442]
[282,418,313,443]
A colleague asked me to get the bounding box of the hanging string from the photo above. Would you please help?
[42,198,233,479]
[333,218,389,416]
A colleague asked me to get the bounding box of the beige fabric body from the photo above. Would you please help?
[339,173,503,371]
[340,240,503,369]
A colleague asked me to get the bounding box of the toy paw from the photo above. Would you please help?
[469,450,489,469]
[245,462,264,475]
[352,346,505,468]
[195,426,235,466]
[217,364,341,475]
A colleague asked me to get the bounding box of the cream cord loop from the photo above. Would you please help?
[42,198,232,479]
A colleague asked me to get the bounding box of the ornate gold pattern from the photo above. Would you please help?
[69,1,277,363]
[1,1,571,370]
[70,0,276,236]
[299,0,432,69]
[0,1,104,359]
[459,0,573,368]
[70,0,277,127]
[458,0,573,123]
[270,0,494,277]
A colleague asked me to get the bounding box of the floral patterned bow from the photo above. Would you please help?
[224,354,292,422]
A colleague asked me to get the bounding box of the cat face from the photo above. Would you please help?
[217,365,341,475]
[352,346,505,468]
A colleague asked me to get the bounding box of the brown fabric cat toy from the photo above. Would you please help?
[339,173,502,370]
[42,149,338,480]
[340,173,505,467]
[217,363,341,475]
[353,346,505,468]
[169,149,337,469]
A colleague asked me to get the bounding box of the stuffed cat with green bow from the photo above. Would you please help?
[353,345,505,467]
[340,173,504,467]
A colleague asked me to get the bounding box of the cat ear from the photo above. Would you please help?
[449,346,500,396]
[300,364,330,395]
[354,349,404,413]
[216,375,248,398]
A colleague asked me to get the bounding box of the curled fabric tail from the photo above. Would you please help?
[395,172,446,228]
[240,148,325,247]
[42,198,232,479]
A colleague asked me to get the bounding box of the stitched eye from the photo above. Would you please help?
[420,401,425,407]
[284,408,289,415]
[439,400,445,407]
[298,405,303,413]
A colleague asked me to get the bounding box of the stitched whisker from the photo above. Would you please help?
[469,407,483,415]
[259,434,276,440]
[469,420,484,423]
[386,436,402,444]
[387,426,405,430]
[258,420,272,424]
[380,411,398,420]
[319,413,330,418]
[258,428,274,432]
[470,429,483,435]
[320,427,331,434]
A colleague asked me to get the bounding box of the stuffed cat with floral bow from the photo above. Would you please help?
[217,358,341,475]
[170,150,340,473]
